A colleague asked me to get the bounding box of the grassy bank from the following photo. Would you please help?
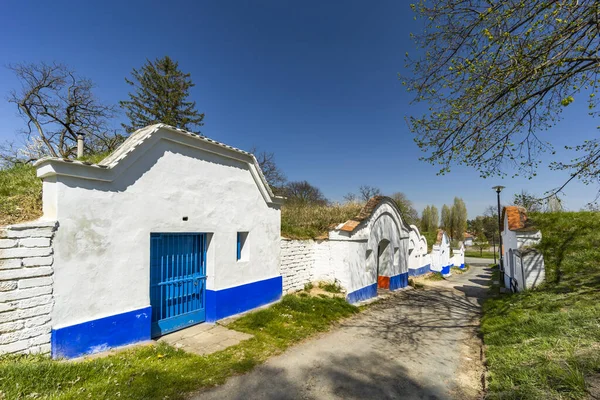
[482,212,600,399]
[0,294,358,399]
[0,164,42,226]
[281,203,362,239]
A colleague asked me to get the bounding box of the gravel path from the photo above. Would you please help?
[191,265,492,400]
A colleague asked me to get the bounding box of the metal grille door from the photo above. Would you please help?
[150,233,206,337]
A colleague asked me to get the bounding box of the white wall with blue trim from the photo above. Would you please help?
[34,124,284,359]
[281,198,413,304]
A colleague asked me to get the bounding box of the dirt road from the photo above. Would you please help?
[192,265,492,399]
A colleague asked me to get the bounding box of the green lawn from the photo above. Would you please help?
[482,212,600,399]
[0,295,358,399]
[464,250,497,259]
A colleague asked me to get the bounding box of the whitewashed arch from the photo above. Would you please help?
[327,197,411,302]
[430,230,452,276]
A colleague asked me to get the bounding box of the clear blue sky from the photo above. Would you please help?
[0,0,597,217]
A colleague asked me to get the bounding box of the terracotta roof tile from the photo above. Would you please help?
[436,229,446,244]
[338,196,389,233]
[502,206,529,231]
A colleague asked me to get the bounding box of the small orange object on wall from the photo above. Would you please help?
[377,276,390,289]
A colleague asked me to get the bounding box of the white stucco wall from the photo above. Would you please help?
[450,244,465,267]
[280,199,411,296]
[430,232,450,273]
[38,128,281,329]
[0,221,57,355]
[502,211,544,290]
[408,225,429,270]
[330,201,409,289]
[522,250,545,289]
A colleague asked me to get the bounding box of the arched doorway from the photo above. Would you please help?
[377,239,391,289]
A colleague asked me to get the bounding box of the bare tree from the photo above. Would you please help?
[284,181,328,205]
[250,147,287,190]
[6,62,119,161]
[343,192,358,203]
[513,190,543,213]
[358,185,382,202]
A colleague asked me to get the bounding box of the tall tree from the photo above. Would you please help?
[474,234,489,257]
[284,181,328,206]
[430,205,439,231]
[483,205,501,243]
[120,56,204,133]
[390,192,419,225]
[441,204,452,232]
[420,205,439,232]
[406,1,600,198]
[451,197,467,241]
[5,62,119,162]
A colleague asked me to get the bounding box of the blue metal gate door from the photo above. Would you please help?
[150,233,206,337]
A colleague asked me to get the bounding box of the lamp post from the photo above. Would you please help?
[492,233,496,264]
[492,186,505,270]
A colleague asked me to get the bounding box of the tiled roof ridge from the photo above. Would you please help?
[339,196,401,233]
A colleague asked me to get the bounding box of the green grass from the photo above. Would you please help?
[281,203,363,239]
[0,164,42,225]
[318,281,342,293]
[425,272,444,281]
[77,151,111,164]
[451,265,470,274]
[464,250,497,259]
[482,212,600,399]
[0,295,358,399]
[0,152,110,226]
[408,278,424,289]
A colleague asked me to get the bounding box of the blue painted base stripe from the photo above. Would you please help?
[205,276,282,322]
[460,263,465,269]
[52,306,151,359]
[409,264,431,277]
[346,283,377,304]
[441,265,452,276]
[389,272,409,291]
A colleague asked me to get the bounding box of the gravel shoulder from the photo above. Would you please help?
[191,265,492,400]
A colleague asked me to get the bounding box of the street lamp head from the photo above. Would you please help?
[492,185,505,193]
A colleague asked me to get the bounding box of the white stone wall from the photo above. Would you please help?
[280,239,315,293]
[0,220,57,355]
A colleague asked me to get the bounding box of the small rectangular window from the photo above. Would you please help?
[237,232,249,261]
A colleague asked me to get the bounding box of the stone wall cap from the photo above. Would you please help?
[3,220,58,230]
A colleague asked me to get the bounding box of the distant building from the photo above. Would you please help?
[501,206,545,292]
[463,232,474,247]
